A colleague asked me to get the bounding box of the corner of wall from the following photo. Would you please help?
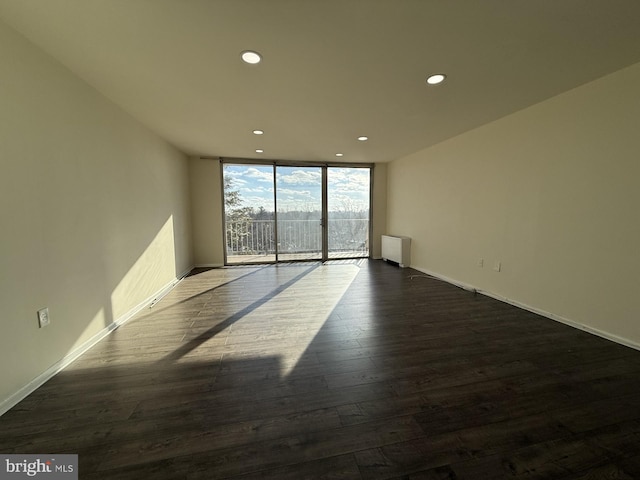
[371,162,388,259]
[189,157,225,266]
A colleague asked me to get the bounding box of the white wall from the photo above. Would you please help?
[371,162,387,259]
[190,157,225,266]
[387,61,640,347]
[0,20,193,410]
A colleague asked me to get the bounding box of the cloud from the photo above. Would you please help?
[241,186,269,193]
[244,167,274,183]
[328,169,369,194]
[277,188,314,198]
[277,169,321,185]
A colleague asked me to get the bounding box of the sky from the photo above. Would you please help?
[223,164,370,212]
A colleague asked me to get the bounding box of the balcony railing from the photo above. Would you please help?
[226,218,369,257]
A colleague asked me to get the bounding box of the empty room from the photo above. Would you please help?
[1,1,640,478]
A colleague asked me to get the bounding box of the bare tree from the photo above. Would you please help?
[223,176,255,254]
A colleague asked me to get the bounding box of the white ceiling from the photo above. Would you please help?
[2,0,640,163]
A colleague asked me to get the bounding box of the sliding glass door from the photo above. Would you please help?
[223,162,371,264]
[276,166,323,261]
[223,164,276,264]
[327,167,370,259]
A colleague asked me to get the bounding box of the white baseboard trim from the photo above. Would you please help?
[410,265,640,353]
[0,266,193,417]
[410,265,478,293]
[146,266,192,308]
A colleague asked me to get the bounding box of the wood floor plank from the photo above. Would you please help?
[182,415,424,479]
[98,407,343,471]
[500,434,614,479]
[223,453,362,480]
[354,441,457,480]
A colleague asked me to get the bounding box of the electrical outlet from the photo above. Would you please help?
[493,261,501,272]
[477,258,484,268]
[37,307,50,328]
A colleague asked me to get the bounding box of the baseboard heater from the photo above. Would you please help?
[381,235,411,268]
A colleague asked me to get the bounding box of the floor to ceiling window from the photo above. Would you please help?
[326,167,371,260]
[275,165,323,262]
[222,161,371,264]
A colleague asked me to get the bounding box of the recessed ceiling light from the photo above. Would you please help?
[256,149,264,153]
[241,50,262,64]
[253,129,264,135]
[335,153,344,157]
[357,136,368,141]
[426,73,446,85]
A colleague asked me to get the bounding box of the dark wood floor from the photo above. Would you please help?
[2,260,640,479]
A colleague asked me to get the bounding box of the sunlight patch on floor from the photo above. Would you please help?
[221,264,359,378]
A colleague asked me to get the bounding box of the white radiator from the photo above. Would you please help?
[381,235,411,268]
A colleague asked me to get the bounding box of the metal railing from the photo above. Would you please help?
[226,218,369,256]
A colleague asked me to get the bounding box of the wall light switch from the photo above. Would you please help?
[37,307,50,328]
[493,261,501,272]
